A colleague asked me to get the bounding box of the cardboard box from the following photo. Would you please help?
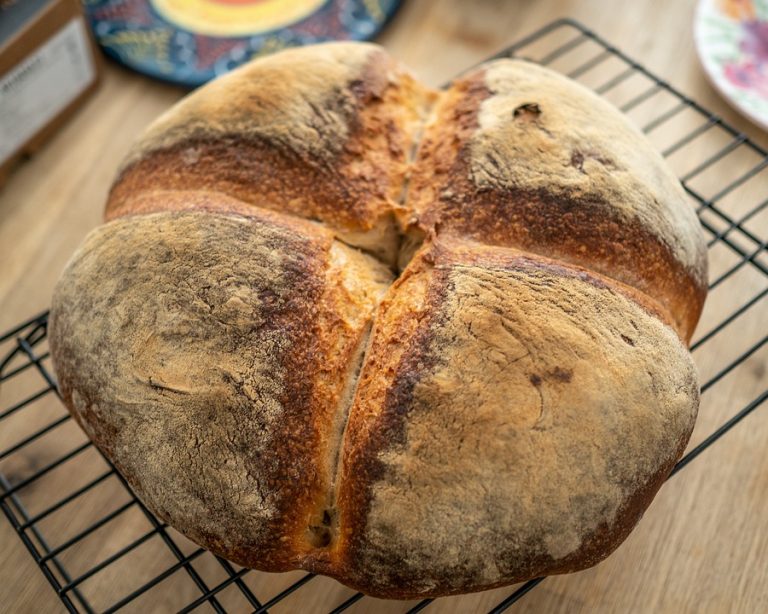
[0,0,101,187]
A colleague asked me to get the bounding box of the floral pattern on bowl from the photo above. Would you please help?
[695,0,768,130]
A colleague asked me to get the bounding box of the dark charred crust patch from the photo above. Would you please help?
[308,509,334,548]
[549,367,572,383]
[570,150,586,172]
[570,149,619,174]
[513,102,541,119]
[349,50,390,104]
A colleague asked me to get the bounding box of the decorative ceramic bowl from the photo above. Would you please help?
[84,0,402,87]
[695,0,768,130]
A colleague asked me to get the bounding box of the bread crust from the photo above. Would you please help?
[322,241,698,598]
[50,208,392,569]
[406,61,707,341]
[107,43,437,265]
[49,43,707,599]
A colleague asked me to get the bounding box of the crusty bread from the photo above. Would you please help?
[49,43,707,599]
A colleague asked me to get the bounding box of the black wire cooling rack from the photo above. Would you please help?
[1,17,767,614]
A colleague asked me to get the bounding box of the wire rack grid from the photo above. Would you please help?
[1,17,767,614]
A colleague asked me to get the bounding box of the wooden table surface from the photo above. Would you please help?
[1,1,767,612]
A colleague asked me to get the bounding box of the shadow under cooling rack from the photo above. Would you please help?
[1,17,767,614]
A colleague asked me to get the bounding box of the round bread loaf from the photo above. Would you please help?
[49,43,707,599]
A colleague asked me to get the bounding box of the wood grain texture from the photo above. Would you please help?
[0,0,766,612]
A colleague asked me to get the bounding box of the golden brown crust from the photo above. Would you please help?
[49,43,707,600]
[107,43,437,265]
[329,242,698,598]
[49,209,392,569]
[406,61,707,341]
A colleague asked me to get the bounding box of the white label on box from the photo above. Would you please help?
[0,18,95,165]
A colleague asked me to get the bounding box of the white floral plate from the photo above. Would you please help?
[695,0,768,130]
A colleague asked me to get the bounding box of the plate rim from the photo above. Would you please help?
[694,0,768,131]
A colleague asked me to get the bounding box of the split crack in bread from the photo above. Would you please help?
[49,42,708,599]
